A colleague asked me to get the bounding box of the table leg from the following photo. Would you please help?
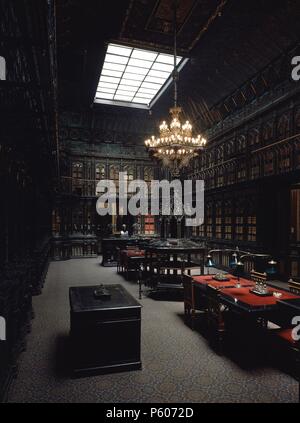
[138,266,143,300]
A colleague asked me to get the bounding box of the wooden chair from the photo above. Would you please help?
[183,275,194,324]
[116,248,122,274]
[124,250,145,281]
[289,278,300,294]
[183,275,207,329]
[206,285,227,353]
[250,270,270,328]
[250,270,267,285]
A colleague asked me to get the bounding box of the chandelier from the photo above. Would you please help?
[145,2,207,176]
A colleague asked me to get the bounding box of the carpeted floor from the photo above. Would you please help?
[8,258,299,403]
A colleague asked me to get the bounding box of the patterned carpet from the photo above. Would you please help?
[7,258,299,403]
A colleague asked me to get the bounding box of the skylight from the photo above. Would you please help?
[94,43,188,109]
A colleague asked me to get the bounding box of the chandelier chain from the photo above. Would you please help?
[173,0,178,108]
[145,0,207,176]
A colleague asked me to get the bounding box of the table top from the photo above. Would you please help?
[208,280,255,290]
[69,284,141,313]
[121,250,145,257]
[146,239,205,253]
[219,286,300,311]
[192,274,254,290]
[102,236,156,242]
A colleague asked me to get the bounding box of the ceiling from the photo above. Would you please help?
[56,0,300,132]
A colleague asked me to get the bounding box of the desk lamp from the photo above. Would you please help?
[234,260,244,288]
[238,254,273,295]
[229,252,238,269]
[265,259,277,278]
[206,255,215,275]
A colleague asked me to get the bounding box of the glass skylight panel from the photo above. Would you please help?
[152,62,174,72]
[103,63,126,72]
[97,88,116,94]
[138,88,157,95]
[123,72,145,81]
[100,76,119,84]
[96,92,114,100]
[102,69,123,78]
[148,69,169,79]
[121,79,141,87]
[131,49,158,61]
[98,82,118,90]
[127,58,153,69]
[116,94,134,100]
[141,82,161,90]
[115,94,134,102]
[118,85,137,91]
[156,54,181,65]
[144,76,166,84]
[118,85,137,93]
[105,54,129,65]
[95,43,186,108]
[126,66,149,75]
[107,44,131,57]
[135,93,153,99]
[116,86,137,93]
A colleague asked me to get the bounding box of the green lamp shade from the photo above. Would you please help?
[229,253,238,269]
[266,259,277,275]
[206,255,215,268]
[234,260,244,276]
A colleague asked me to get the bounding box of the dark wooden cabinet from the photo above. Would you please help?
[69,284,142,376]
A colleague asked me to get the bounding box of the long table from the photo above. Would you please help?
[219,286,298,316]
[277,298,300,325]
[183,274,254,328]
[184,274,300,352]
[218,285,300,359]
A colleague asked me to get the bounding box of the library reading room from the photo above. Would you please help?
[0,0,300,404]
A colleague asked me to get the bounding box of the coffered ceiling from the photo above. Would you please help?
[56,0,300,132]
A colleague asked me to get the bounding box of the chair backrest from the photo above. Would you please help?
[250,270,267,284]
[288,278,300,294]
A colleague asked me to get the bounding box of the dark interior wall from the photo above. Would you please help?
[0,0,58,401]
[0,0,57,267]
[52,107,162,259]
[59,107,155,161]
[185,70,300,278]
